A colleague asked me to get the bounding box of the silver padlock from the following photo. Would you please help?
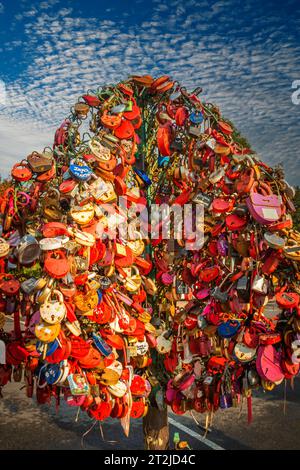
[252,274,268,294]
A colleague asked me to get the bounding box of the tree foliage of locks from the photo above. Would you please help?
[0,74,299,435]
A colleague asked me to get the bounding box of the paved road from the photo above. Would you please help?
[0,377,299,450]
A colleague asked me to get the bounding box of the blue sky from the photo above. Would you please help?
[0,0,300,184]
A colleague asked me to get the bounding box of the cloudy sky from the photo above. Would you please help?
[0,0,299,183]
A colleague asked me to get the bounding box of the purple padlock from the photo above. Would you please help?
[220,392,233,409]
[28,310,41,334]
[217,234,228,256]
[6,297,16,314]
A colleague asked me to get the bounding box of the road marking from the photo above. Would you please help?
[169,417,225,450]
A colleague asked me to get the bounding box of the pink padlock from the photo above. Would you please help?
[177,373,195,391]
[166,380,179,403]
[65,394,86,407]
[161,272,174,286]
[194,288,210,300]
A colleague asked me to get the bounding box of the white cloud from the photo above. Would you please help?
[0,3,4,14]
[0,80,6,107]
[0,0,300,184]
[0,117,53,177]
[14,13,24,21]
[23,9,38,17]
[40,0,60,8]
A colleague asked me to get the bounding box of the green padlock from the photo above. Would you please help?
[125,100,133,111]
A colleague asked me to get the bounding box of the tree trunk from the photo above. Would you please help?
[143,405,169,450]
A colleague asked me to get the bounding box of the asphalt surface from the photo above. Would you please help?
[0,377,299,450]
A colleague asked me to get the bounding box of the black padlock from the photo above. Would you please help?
[170,138,183,152]
[13,365,23,383]
[236,275,250,302]
[151,316,162,327]
[192,193,212,209]
[211,286,229,303]
[60,198,71,212]
[234,204,248,217]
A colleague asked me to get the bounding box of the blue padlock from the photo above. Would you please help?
[34,363,47,380]
[69,160,92,181]
[92,332,112,357]
[218,320,240,339]
[189,111,203,125]
[36,339,59,357]
[158,155,170,168]
[44,363,62,385]
[97,289,103,303]
[133,167,152,187]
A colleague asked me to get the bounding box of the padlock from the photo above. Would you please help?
[156,330,173,354]
[13,365,23,383]
[219,389,233,409]
[236,274,250,301]
[210,272,232,303]
[0,73,298,430]
[252,273,268,294]
[6,297,17,314]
